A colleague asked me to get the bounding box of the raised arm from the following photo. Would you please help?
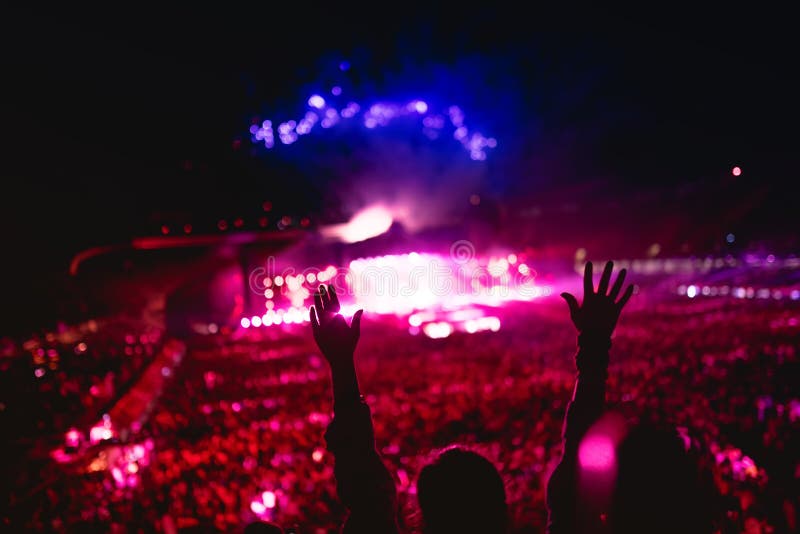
[310,285,398,534]
[546,261,633,534]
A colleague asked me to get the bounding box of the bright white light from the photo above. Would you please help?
[240,317,251,328]
[686,285,698,298]
[423,322,453,339]
[262,491,276,509]
[251,316,262,327]
[308,94,326,109]
[322,205,394,243]
[250,500,266,515]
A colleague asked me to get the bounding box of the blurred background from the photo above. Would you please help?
[1,4,798,533]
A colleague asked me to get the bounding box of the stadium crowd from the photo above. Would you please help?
[8,276,798,532]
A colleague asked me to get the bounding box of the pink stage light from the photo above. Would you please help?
[732,166,742,176]
[579,434,616,471]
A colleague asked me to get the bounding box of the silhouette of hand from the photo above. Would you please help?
[310,285,364,367]
[561,261,633,339]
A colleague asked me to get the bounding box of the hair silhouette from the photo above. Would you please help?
[610,422,716,534]
[416,446,508,534]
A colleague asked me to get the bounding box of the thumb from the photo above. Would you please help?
[560,292,579,320]
[350,309,364,338]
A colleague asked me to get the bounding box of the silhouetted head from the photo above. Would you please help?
[610,422,716,534]
[417,446,508,534]
[243,520,284,534]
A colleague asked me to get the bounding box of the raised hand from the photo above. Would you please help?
[310,284,364,367]
[561,260,633,339]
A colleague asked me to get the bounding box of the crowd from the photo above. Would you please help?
[8,277,797,532]
[1,316,164,519]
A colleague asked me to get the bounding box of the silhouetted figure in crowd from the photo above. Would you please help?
[310,285,508,533]
[417,447,508,534]
[547,261,715,534]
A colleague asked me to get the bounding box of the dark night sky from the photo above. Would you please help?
[1,4,797,330]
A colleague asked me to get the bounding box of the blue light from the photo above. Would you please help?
[249,77,497,161]
[308,95,326,109]
[339,61,350,71]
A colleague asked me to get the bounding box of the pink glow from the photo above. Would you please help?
[732,166,742,176]
[579,434,616,471]
[65,428,81,448]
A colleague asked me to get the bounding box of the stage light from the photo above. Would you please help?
[240,317,251,328]
[262,490,276,509]
[251,316,262,327]
[308,94,326,109]
[732,166,742,176]
[331,86,342,96]
[686,285,698,298]
[726,233,735,243]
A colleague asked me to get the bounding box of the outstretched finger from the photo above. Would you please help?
[598,261,614,295]
[350,309,363,338]
[310,306,320,332]
[583,261,594,297]
[327,285,341,313]
[314,286,324,314]
[617,284,634,309]
[609,268,627,300]
[560,292,579,323]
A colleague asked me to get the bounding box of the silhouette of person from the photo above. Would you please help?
[547,261,715,534]
[310,285,509,533]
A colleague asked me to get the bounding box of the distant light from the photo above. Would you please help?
[251,316,262,327]
[34,368,45,378]
[732,166,742,177]
[331,86,342,96]
[183,224,192,234]
[687,285,698,298]
[161,225,169,235]
[507,254,518,264]
[312,449,324,462]
[262,490,276,509]
[65,428,81,448]
[469,194,481,206]
[217,219,228,231]
[322,205,394,244]
[274,275,284,286]
[423,322,453,339]
[726,233,735,244]
[250,500,266,515]
[308,94,326,109]
[412,100,428,113]
[306,273,316,283]
[208,323,218,334]
[339,61,350,71]
[766,254,776,263]
[240,317,251,329]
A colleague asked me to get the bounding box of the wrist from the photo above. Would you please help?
[577,332,612,350]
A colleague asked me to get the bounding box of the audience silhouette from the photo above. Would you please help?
[307,260,717,533]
